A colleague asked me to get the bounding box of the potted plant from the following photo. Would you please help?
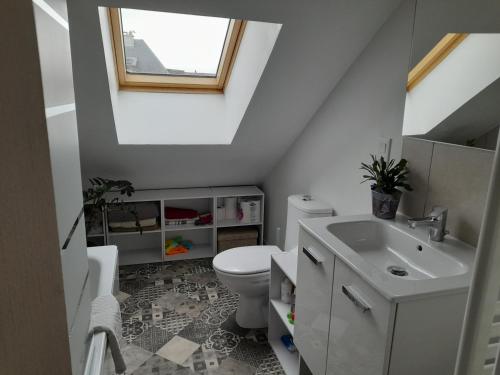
[83,178,139,234]
[360,155,412,219]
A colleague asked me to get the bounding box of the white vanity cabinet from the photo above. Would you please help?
[294,230,336,375]
[326,259,395,374]
[295,228,468,375]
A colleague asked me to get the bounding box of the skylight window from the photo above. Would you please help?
[108,8,246,93]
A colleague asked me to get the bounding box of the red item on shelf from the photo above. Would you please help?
[197,213,213,225]
[165,207,199,220]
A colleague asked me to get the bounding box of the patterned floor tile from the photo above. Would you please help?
[103,344,153,375]
[112,259,284,374]
[184,271,219,287]
[157,336,200,365]
[122,317,147,343]
[119,279,147,296]
[228,337,274,369]
[199,305,231,327]
[153,310,193,334]
[132,324,174,353]
[175,298,208,318]
[204,329,241,356]
[131,354,192,375]
[209,290,239,316]
[220,313,250,338]
[177,318,215,345]
[217,357,256,375]
[182,347,222,373]
[156,290,190,311]
[255,353,286,375]
[174,280,200,297]
[115,290,131,304]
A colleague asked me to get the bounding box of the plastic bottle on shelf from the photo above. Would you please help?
[281,277,293,304]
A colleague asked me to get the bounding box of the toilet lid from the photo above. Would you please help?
[213,246,281,275]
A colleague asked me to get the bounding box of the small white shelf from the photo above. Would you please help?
[164,245,214,261]
[119,247,162,266]
[272,252,298,285]
[217,219,262,228]
[211,185,264,197]
[269,251,299,375]
[108,228,162,236]
[88,186,264,264]
[163,224,213,232]
[269,340,299,375]
[271,299,294,335]
[108,187,212,202]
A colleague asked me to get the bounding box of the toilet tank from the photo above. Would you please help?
[284,194,332,251]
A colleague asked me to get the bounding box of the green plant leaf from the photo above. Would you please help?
[360,155,412,193]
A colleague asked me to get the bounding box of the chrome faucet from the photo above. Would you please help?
[408,206,449,242]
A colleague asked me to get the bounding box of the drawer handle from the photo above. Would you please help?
[342,285,371,313]
[302,247,324,265]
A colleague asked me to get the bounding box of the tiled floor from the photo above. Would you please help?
[103,259,285,375]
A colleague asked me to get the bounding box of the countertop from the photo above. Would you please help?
[299,214,476,302]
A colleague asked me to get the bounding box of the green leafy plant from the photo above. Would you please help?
[83,178,141,233]
[360,155,413,194]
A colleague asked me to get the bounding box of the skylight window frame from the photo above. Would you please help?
[108,8,246,93]
[407,33,469,92]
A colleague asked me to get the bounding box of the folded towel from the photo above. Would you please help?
[108,202,159,222]
[89,295,126,374]
[165,207,199,220]
[165,218,197,226]
[108,217,157,229]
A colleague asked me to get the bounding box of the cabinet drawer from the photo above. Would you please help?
[295,229,335,375]
[326,259,395,375]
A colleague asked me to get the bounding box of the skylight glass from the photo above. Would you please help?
[120,9,230,77]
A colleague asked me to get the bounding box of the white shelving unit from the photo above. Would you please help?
[86,186,264,266]
[269,251,300,375]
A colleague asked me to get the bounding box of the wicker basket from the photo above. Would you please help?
[217,227,259,252]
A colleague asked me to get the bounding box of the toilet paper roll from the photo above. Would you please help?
[224,197,237,220]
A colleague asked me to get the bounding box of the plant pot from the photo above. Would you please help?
[371,189,402,219]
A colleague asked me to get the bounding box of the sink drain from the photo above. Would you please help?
[387,265,408,277]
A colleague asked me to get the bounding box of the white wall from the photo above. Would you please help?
[102,14,282,145]
[71,0,403,189]
[263,0,414,246]
[403,34,500,136]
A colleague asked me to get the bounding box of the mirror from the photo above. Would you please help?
[402,33,500,150]
[398,27,499,248]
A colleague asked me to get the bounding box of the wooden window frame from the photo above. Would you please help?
[407,33,468,91]
[108,8,246,94]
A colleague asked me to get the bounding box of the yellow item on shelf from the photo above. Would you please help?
[165,236,193,256]
[166,246,189,255]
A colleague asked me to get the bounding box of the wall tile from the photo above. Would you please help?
[425,142,493,246]
[399,137,434,218]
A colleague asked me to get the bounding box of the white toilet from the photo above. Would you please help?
[213,194,332,328]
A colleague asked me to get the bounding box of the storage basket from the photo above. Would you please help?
[217,227,259,252]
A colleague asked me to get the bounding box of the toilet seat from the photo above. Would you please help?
[213,245,281,275]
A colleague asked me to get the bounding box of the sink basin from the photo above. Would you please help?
[327,220,468,280]
[299,214,475,301]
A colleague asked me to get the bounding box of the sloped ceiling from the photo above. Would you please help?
[426,77,500,144]
[68,0,402,189]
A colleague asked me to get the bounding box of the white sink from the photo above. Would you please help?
[299,214,475,301]
[327,220,469,280]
